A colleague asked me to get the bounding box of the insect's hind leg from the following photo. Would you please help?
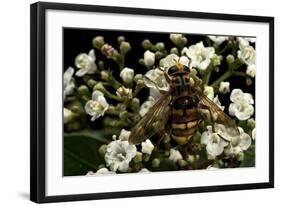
[197,102,216,132]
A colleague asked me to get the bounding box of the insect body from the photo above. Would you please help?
[129,62,238,145]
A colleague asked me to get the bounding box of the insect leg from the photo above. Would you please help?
[197,103,216,132]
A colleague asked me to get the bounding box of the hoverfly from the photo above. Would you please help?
[128,61,239,145]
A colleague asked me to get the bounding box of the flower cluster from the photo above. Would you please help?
[63,33,256,176]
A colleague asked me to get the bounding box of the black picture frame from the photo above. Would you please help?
[30,2,274,203]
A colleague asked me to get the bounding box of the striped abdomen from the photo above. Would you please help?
[171,96,199,145]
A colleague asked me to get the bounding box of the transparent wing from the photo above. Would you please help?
[129,93,171,145]
[195,91,239,136]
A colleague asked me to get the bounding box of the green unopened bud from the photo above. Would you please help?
[133,151,143,163]
[120,41,131,54]
[163,133,171,144]
[178,159,187,167]
[98,60,104,69]
[170,47,179,55]
[116,103,127,112]
[195,154,200,160]
[94,82,106,93]
[152,158,161,168]
[87,79,97,88]
[247,118,256,129]
[119,111,129,121]
[78,85,90,96]
[155,42,165,51]
[138,58,145,65]
[155,51,164,60]
[101,71,109,81]
[142,39,152,49]
[98,144,107,157]
[132,114,141,123]
[226,54,235,65]
[136,79,144,87]
[238,152,244,161]
[134,74,143,82]
[143,154,150,162]
[131,98,140,112]
[92,36,105,49]
[117,36,125,44]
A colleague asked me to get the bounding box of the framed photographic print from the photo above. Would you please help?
[30,2,274,203]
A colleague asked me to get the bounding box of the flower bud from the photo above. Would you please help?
[143,154,151,162]
[155,42,165,51]
[119,111,129,121]
[142,39,152,49]
[98,144,107,157]
[170,33,187,47]
[163,133,171,144]
[226,54,235,65]
[133,151,143,163]
[134,74,143,82]
[94,82,107,93]
[178,159,187,167]
[120,41,131,54]
[187,155,195,163]
[211,54,223,66]
[87,79,97,88]
[116,86,132,99]
[92,36,105,49]
[170,47,179,55]
[117,36,125,44]
[64,108,75,124]
[247,118,256,130]
[152,158,161,168]
[154,51,164,60]
[144,50,155,67]
[120,67,134,83]
[101,70,109,81]
[78,85,90,96]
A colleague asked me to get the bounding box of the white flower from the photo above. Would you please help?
[246,64,256,78]
[219,81,230,94]
[229,89,254,120]
[201,124,230,157]
[237,37,255,48]
[224,127,251,157]
[144,68,170,92]
[119,129,131,141]
[104,140,137,172]
[85,90,109,121]
[120,67,134,83]
[63,67,75,99]
[208,35,229,45]
[64,108,74,124]
[182,42,215,71]
[161,53,190,68]
[141,139,154,155]
[86,168,115,175]
[75,49,97,77]
[204,86,214,100]
[252,128,256,140]
[144,50,155,67]
[237,45,255,66]
[169,149,183,163]
[139,96,156,117]
[116,86,133,99]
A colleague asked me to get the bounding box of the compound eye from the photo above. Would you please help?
[183,65,190,72]
[168,66,178,75]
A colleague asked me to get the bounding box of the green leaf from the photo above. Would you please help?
[63,130,118,176]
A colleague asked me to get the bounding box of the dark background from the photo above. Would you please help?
[63,28,255,115]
